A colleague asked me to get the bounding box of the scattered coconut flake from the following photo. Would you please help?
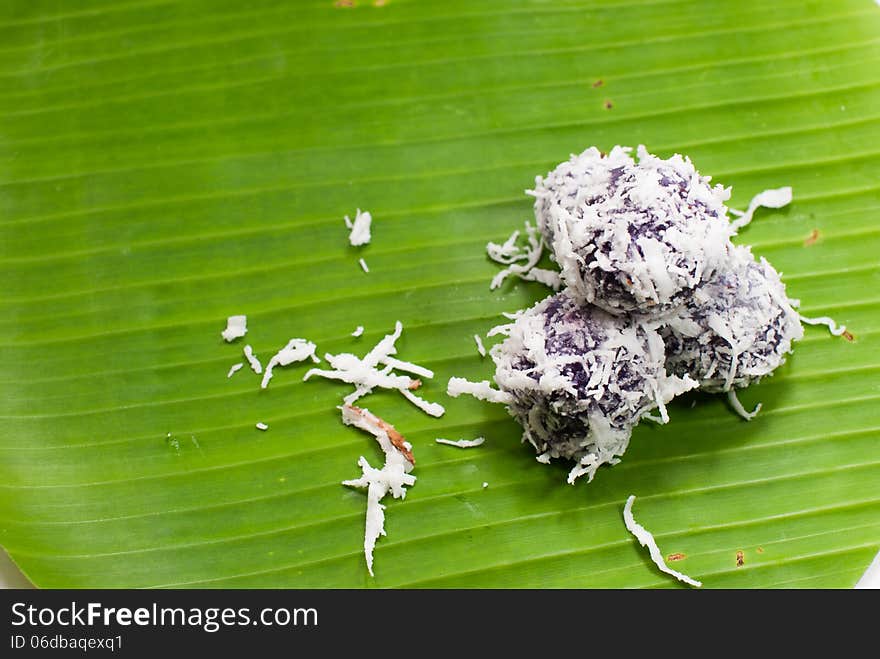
[342,404,414,463]
[260,338,319,389]
[227,362,244,378]
[798,313,848,337]
[359,258,370,273]
[305,321,444,416]
[345,208,372,246]
[243,345,263,374]
[729,186,792,232]
[474,334,486,357]
[399,388,446,417]
[256,422,269,431]
[623,495,702,588]
[381,356,434,379]
[221,315,247,342]
[341,404,416,577]
[482,482,489,488]
[435,437,486,449]
[487,221,562,291]
[727,389,762,421]
[447,377,513,404]
[352,325,365,337]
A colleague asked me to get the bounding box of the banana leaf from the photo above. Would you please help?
[1,0,878,589]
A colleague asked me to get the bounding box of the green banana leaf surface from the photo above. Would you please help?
[1,0,879,588]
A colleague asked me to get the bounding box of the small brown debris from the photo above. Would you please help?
[756,547,764,554]
[842,330,855,342]
[603,99,613,110]
[407,378,422,390]
[592,79,604,88]
[334,0,355,7]
[373,0,388,5]
[667,552,686,562]
[736,550,745,567]
[803,228,820,246]
[347,404,415,464]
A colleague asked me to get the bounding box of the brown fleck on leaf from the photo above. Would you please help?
[667,552,686,562]
[756,547,764,554]
[334,0,355,7]
[592,79,604,88]
[346,405,415,465]
[603,99,613,110]
[803,228,820,246]
[842,330,855,342]
[407,378,422,390]
[736,550,745,567]
[373,0,388,5]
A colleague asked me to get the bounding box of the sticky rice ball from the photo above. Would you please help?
[661,245,804,392]
[530,145,733,316]
[491,292,696,482]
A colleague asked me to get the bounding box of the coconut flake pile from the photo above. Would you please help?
[215,317,433,578]
[304,321,445,417]
[341,404,416,577]
[623,495,701,588]
[345,208,372,247]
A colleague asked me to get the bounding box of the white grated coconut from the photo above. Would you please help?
[227,362,244,378]
[474,334,487,357]
[243,345,263,374]
[256,422,268,431]
[435,437,486,448]
[345,208,372,247]
[623,495,702,588]
[729,187,793,232]
[486,221,562,291]
[340,404,415,577]
[447,377,513,404]
[798,313,848,337]
[359,258,370,273]
[352,325,365,338]
[221,315,247,342]
[727,389,762,421]
[304,321,445,416]
[260,338,320,389]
